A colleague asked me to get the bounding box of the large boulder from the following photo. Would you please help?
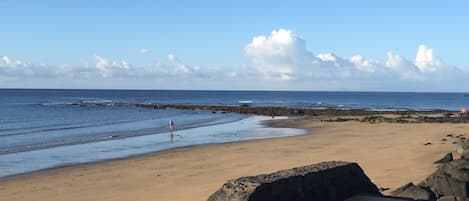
[391,182,436,200]
[207,161,381,201]
[423,160,469,198]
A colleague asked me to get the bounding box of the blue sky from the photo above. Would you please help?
[1,0,468,91]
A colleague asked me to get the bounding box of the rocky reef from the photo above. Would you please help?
[324,113,469,124]
[75,101,468,123]
[207,161,381,201]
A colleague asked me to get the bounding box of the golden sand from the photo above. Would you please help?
[0,119,466,201]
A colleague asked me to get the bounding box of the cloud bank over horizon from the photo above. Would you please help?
[1,29,467,91]
[244,29,463,85]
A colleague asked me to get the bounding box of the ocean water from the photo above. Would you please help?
[1,89,468,177]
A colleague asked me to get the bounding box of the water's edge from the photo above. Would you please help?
[0,115,307,179]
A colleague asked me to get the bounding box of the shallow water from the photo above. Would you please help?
[0,116,305,177]
[2,89,469,177]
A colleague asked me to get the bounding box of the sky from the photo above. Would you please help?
[1,0,468,91]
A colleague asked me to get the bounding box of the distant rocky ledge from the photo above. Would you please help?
[323,113,469,124]
[76,102,469,123]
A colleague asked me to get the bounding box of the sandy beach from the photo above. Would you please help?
[0,119,466,201]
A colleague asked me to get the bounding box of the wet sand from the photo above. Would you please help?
[0,119,466,201]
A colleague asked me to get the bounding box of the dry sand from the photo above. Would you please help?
[1,119,467,201]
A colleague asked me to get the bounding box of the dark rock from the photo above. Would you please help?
[75,102,463,121]
[438,196,469,201]
[391,182,436,200]
[425,143,433,146]
[379,187,391,192]
[207,161,381,201]
[423,160,469,198]
[438,196,457,201]
[448,134,455,138]
[442,138,448,141]
[434,153,454,164]
[461,151,469,160]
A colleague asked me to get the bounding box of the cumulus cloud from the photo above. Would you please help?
[243,29,387,81]
[1,28,468,91]
[414,45,442,72]
[245,29,316,80]
[349,55,378,73]
[384,52,423,80]
[95,55,131,78]
[244,28,466,90]
[0,53,242,83]
[0,56,56,77]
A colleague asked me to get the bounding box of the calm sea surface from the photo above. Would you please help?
[0,89,468,177]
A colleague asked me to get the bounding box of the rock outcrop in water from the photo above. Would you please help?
[207,161,381,201]
[76,101,449,118]
[76,102,469,124]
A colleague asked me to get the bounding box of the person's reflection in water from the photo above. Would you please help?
[169,130,174,143]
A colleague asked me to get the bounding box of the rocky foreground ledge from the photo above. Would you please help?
[207,160,469,201]
[390,140,469,201]
[76,102,469,123]
[207,161,383,201]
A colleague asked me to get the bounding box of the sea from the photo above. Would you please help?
[1,89,468,177]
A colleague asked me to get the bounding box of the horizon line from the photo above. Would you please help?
[1,87,468,94]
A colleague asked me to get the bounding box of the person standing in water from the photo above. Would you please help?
[168,120,175,143]
[168,119,174,131]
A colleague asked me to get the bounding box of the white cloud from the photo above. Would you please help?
[244,29,390,81]
[245,29,316,80]
[349,55,378,73]
[140,48,149,54]
[1,56,12,66]
[317,53,337,62]
[0,56,40,77]
[167,54,191,74]
[95,55,131,78]
[1,28,468,91]
[0,56,27,69]
[414,45,442,72]
[384,52,423,80]
[244,28,466,91]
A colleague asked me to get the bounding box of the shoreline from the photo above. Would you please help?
[0,112,248,156]
[0,115,306,178]
[0,118,308,180]
[1,118,466,201]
